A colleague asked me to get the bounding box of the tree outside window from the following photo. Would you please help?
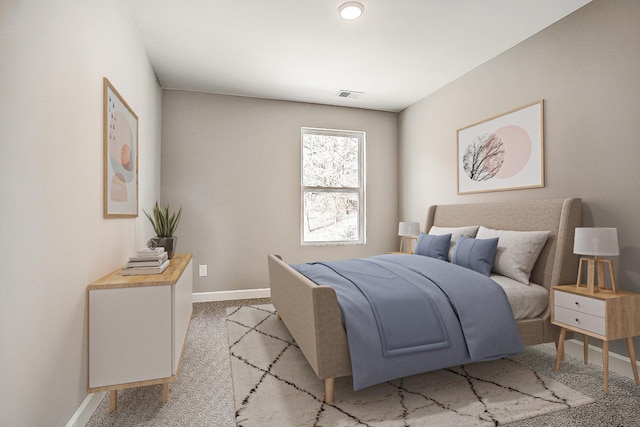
[301,128,365,245]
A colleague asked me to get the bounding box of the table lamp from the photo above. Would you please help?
[573,227,619,293]
[398,222,420,253]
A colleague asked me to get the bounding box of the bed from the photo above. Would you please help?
[268,198,582,403]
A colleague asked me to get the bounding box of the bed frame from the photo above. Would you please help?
[268,198,582,403]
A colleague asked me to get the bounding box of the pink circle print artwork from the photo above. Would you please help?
[108,107,135,202]
[492,125,531,178]
[463,125,531,182]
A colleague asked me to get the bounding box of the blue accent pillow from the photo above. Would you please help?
[452,235,499,276]
[414,232,451,261]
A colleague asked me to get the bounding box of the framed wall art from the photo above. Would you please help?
[457,100,544,195]
[103,77,138,217]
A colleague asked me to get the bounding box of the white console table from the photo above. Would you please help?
[88,253,193,411]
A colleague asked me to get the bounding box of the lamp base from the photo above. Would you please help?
[576,257,617,293]
[399,237,417,254]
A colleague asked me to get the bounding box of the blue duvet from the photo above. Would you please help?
[292,254,523,390]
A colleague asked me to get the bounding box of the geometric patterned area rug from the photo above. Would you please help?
[227,305,594,427]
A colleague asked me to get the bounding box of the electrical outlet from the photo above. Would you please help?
[198,265,208,277]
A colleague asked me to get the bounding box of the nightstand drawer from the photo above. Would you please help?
[554,290,605,317]
[554,306,606,336]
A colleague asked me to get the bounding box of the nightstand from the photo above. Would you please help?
[551,284,640,392]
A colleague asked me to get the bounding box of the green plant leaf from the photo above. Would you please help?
[143,201,182,237]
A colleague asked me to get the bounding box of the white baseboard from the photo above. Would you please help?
[564,338,638,380]
[66,391,106,427]
[192,288,271,303]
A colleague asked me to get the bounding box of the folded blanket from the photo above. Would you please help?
[293,254,523,390]
[373,254,524,360]
[315,259,450,357]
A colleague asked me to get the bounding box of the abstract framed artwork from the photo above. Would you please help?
[103,77,138,217]
[457,100,544,195]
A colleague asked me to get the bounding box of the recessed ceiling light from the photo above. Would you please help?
[338,2,364,20]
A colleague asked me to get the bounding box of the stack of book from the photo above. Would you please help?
[122,247,170,276]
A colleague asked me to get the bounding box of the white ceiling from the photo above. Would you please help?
[127,0,592,112]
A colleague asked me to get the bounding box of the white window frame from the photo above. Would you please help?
[301,127,366,246]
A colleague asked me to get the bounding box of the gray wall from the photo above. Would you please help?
[399,0,640,354]
[0,1,162,425]
[161,91,398,292]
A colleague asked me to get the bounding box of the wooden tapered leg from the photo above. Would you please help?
[584,335,589,364]
[555,328,566,371]
[324,378,335,404]
[109,390,118,412]
[626,337,639,386]
[554,338,564,360]
[162,383,169,403]
[602,341,609,393]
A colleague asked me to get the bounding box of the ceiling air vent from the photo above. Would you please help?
[336,90,364,99]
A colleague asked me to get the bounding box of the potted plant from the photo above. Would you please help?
[143,201,182,259]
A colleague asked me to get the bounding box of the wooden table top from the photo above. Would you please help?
[88,253,192,290]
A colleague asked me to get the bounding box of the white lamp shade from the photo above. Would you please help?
[573,227,619,257]
[398,222,420,237]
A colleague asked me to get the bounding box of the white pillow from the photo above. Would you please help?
[475,226,550,285]
[428,225,479,261]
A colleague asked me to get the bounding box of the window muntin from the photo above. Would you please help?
[301,128,365,245]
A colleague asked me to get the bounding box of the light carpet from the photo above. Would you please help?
[227,304,594,427]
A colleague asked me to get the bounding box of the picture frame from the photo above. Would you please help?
[103,77,138,218]
[457,100,544,195]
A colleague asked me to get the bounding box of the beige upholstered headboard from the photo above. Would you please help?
[425,198,582,290]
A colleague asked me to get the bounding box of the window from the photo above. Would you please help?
[301,127,365,245]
